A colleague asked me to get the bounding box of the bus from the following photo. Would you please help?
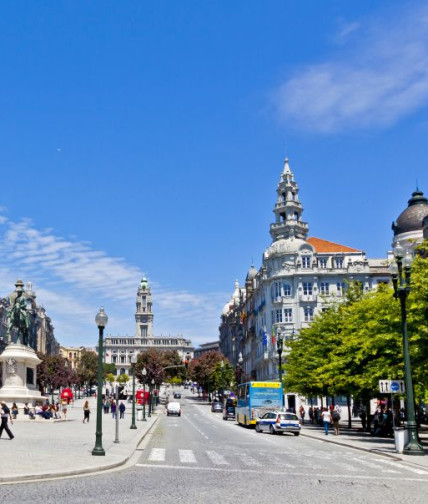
[236,381,283,427]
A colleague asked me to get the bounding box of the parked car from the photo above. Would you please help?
[211,400,222,413]
[255,411,301,435]
[174,392,181,399]
[166,401,181,416]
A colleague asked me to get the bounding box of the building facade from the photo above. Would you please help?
[104,277,193,375]
[194,340,220,359]
[219,159,390,410]
[59,346,86,370]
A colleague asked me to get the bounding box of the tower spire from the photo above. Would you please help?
[270,158,308,241]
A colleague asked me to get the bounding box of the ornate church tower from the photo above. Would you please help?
[270,158,308,242]
[135,277,154,339]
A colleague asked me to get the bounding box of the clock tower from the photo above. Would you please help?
[135,277,154,339]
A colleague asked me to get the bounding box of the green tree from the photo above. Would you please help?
[76,350,98,388]
[136,348,165,385]
[36,353,73,395]
[188,351,228,396]
[212,360,235,392]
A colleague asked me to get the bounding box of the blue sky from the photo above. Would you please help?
[0,1,427,348]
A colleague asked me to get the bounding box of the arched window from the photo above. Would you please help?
[69,352,72,359]
[283,283,292,296]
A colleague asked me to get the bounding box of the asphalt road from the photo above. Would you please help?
[2,392,428,503]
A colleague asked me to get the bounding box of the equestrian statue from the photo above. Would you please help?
[6,280,31,346]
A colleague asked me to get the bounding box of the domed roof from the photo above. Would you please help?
[264,237,313,259]
[222,302,231,316]
[245,265,257,281]
[392,190,428,236]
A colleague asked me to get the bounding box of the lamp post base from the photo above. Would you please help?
[130,424,137,430]
[404,425,425,455]
[92,446,106,456]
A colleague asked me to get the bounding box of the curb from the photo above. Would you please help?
[0,414,160,485]
[300,431,403,461]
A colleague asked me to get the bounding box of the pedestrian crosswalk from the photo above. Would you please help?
[139,447,428,479]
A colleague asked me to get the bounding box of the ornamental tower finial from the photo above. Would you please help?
[270,158,308,241]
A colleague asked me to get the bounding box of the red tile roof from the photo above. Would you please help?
[307,237,361,253]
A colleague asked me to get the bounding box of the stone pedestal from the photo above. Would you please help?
[0,343,45,407]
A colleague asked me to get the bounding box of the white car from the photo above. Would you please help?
[255,411,301,435]
[166,401,181,416]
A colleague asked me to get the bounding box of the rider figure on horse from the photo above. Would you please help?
[6,280,31,346]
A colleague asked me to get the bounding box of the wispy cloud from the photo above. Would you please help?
[0,215,227,347]
[275,3,428,132]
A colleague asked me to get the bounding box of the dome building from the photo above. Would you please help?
[219,159,390,412]
[392,189,428,248]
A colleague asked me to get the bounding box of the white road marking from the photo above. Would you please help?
[241,455,262,467]
[374,457,428,475]
[179,450,197,464]
[206,450,229,465]
[148,448,166,462]
[135,463,428,482]
[351,457,399,473]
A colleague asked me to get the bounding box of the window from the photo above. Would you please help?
[302,256,311,269]
[141,326,148,337]
[335,257,344,268]
[337,282,346,294]
[303,282,313,295]
[284,308,293,322]
[320,282,330,295]
[120,356,125,363]
[275,309,283,323]
[69,352,72,359]
[112,356,117,363]
[304,306,314,322]
[283,283,291,296]
[274,282,281,298]
[319,258,327,269]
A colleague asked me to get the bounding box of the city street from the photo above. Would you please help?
[2,392,428,503]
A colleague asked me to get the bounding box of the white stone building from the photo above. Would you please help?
[219,159,390,411]
[104,278,193,375]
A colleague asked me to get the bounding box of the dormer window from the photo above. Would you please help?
[302,256,311,269]
[335,257,344,268]
[319,258,327,269]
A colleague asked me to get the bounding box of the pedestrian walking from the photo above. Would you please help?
[308,406,313,424]
[83,400,91,423]
[111,400,117,419]
[0,401,14,440]
[119,401,126,419]
[332,408,341,436]
[299,405,305,425]
[321,408,332,436]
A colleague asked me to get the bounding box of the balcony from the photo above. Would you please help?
[299,293,317,302]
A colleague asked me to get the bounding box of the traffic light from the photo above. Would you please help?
[184,359,189,371]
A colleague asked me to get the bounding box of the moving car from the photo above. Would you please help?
[223,398,236,421]
[255,411,301,436]
[173,392,181,399]
[166,401,181,416]
[211,400,222,413]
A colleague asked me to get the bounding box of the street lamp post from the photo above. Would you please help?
[276,328,284,408]
[221,360,225,402]
[148,379,152,418]
[130,354,137,430]
[92,307,108,456]
[236,352,243,385]
[142,367,147,421]
[151,378,155,413]
[391,244,425,455]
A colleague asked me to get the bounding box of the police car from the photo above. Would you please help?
[255,411,301,436]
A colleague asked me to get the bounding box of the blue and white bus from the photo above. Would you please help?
[236,381,283,427]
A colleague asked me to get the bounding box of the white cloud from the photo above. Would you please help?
[275,4,428,132]
[0,218,228,347]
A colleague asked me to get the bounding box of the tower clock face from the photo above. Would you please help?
[142,316,147,323]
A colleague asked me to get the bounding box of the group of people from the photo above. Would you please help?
[303,405,342,436]
[101,398,126,419]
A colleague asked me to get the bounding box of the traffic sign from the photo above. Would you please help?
[378,379,405,394]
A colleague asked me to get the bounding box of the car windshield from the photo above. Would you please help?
[168,402,180,408]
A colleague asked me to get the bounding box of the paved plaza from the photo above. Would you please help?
[0,397,158,483]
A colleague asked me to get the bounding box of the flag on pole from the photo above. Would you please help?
[271,325,276,346]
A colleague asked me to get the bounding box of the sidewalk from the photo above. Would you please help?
[300,420,428,470]
[0,397,158,484]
